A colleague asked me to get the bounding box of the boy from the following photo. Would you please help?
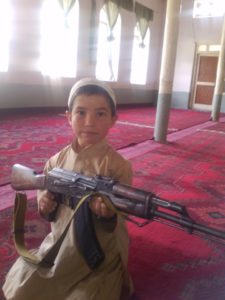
[3,78,133,300]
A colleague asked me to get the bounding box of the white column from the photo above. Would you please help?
[154,0,181,142]
[211,15,225,121]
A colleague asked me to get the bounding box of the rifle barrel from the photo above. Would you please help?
[154,210,225,240]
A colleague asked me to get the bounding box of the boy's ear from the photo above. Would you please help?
[65,110,72,125]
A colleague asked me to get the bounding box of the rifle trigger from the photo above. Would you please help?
[125,216,150,227]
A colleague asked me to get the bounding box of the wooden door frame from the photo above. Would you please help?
[189,44,219,111]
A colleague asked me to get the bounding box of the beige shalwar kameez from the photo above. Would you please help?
[3,139,133,300]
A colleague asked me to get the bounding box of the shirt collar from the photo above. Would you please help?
[72,138,108,154]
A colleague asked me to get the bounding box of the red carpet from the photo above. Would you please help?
[1,122,225,299]
[0,112,153,186]
[128,124,225,299]
[201,120,225,133]
[132,124,225,188]
[0,108,217,186]
[0,199,51,300]
[128,222,225,300]
[1,197,225,300]
[131,126,225,223]
[118,106,213,129]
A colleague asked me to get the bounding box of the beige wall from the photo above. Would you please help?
[0,0,165,109]
[1,1,224,111]
[172,0,225,112]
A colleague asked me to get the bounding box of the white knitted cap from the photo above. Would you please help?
[68,78,116,109]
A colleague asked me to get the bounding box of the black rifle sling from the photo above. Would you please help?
[74,195,105,269]
[13,192,105,269]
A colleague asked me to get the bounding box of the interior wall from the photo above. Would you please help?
[1,0,225,112]
[0,0,165,109]
[172,0,225,112]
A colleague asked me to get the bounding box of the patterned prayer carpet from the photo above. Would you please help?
[131,122,225,228]
[0,112,154,186]
[128,122,225,300]
[1,196,225,300]
[118,106,213,130]
[0,199,51,300]
[1,121,225,300]
[0,107,216,186]
[128,223,225,300]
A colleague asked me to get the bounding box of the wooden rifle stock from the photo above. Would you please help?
[11,164,46,191]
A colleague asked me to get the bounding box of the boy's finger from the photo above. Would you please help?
[100,203,115,218]
[46,191,55,200]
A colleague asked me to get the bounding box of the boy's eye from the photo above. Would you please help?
[76,110,86,116]
[96,111,107,117]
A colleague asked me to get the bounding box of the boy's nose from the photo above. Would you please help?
[85,113,95,125]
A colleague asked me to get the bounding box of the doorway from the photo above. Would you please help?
[190,44,220,110]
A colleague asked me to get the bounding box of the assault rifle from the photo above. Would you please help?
[11,164,225,243]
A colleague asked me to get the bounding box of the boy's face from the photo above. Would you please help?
[66,94,117,149]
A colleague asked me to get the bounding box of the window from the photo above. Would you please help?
[198,45,207,52]
[130,25,150,85]
[0,1,12,72]
[197,44,220,53]
[96,6,121,81]
[209,44,221,52]
[39,0,79,77]
[193,0,225,18]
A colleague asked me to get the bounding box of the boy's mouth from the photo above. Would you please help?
[81,131,97,137]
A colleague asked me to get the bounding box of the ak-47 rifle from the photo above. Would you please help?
[11,163,225,243]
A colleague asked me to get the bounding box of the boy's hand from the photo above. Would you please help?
[38,190,58,215]
[89,195,115,219]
